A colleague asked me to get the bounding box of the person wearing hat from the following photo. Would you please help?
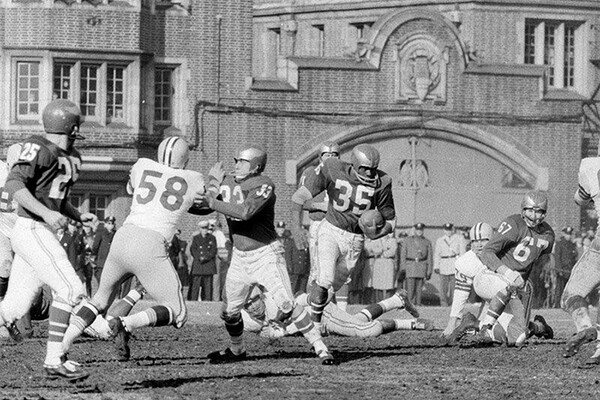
[553,226,578,308]
[434,223,466,307]
[400,223,433,306]
[187,220,218,301]
[92,216,117,292]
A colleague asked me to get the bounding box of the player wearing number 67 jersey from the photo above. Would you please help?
[62,136,209,369]
[290,143,396,328]
[0,99,98,381]
[470,191,555,345]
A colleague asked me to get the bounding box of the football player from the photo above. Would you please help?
[203,146,335,365]
[62,136,209,366]
[290,144,399,330]
[0,99,98,381]
[465,191,555,346]
[561,157,600,366]
[442,222,553,346]
[242,285,430,339]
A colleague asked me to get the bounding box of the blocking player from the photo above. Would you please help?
[290,143,397,329]
[242,286,430,339]
[0,99,97,381]
[62,136,209,366]
[202,146,335,365]
[464,191,555,346]
[561,157,600,366]
[442,222,553,346]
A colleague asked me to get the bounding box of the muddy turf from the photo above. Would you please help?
[1,303,599,400]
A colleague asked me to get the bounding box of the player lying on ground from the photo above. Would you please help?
[242,285,430,338]
[442,221,554,347]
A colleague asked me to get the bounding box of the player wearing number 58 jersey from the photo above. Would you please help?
[471,191,555,345]
[62,136,209,369]
[291,144,396,327]
[0,99,98,381]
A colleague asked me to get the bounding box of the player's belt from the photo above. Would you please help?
[441,255,457,259]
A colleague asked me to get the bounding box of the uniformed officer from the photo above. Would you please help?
[400,223,433,306]
[434,223,466,307]
[187,220,218,301]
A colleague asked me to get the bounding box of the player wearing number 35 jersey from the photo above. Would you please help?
[291,143,396,328]
[62,136,208,372]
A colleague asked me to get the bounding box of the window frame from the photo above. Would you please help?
[12,57,43,124]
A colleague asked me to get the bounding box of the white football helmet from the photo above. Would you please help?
[469,222,493,254]
[157,136,190,169]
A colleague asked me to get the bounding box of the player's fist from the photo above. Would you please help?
[358,209,384,239]
[43,210,68,232]
[80,212,98,228]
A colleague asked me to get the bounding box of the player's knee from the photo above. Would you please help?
[563,294,588,313]
[274,302,294,323]
[309,284,330,306]
[55,282,86,307]
[221,311,243,337]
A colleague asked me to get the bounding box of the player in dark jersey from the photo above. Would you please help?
[203,146,335,365]
[469,191,555,346]
[0,99,97,381]
[290,144,411,331]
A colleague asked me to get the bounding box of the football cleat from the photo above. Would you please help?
[6,322,23,343]
[446,312,479,345]
[460,324,495,348]
[317,349,336,366]
[414,318,435,331]
[395,289,420,318]
[44,355,89,382]
[109,317,131,361]
[563,327,597,358]
[207,348,247,363]
[533,315,554,340]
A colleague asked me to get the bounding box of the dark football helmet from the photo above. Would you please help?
[350,144,380,185]
[42,99,84,140]
[157,136,190,169]
[234,146,267,179]
[521,190,548,228]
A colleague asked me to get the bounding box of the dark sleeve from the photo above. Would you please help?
[376,176,395,220]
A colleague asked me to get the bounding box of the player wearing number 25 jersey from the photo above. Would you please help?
[62,136,208,368]
[0,99,98,381]
[291,143,396,327]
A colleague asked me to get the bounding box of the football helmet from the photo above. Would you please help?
[351,144,380,185]
[521,190,548,228]
[42,99,84,140]
[319,141,340,160]
[157,136,190,169]
[469,222,493,254]
[233,146,267,179]
[6,143,22,169]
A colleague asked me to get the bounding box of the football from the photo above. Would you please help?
[359,209,384,231]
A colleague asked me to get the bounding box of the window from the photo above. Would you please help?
[351,22,373,41]
[154,68,173,124]
[52,60,131,125]
[69,194,83,210]
[524,19,581,90]
[16,61,40,120]
[313,24,325,57]
[88,193,111,221]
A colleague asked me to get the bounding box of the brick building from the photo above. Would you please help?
[1,0,599,239]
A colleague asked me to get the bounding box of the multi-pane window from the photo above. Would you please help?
[351,22,373,40]
[89,194,110,221]
[154,68,173,124]
[53,64,71,100]
[52,60,130,125]
[524,19,580,90]
[107,66,124,122]
[16,61,40,119]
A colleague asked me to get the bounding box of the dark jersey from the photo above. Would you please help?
[306,158,395,234]
[478,214,555,281]
[6,135,81,221]
[299,163,326,222]
[219,174,277,247]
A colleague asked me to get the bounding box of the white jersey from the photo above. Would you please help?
[454,250,487,284]
[577,157,600,216]
[0,159,18,237]
[124,158,205,241]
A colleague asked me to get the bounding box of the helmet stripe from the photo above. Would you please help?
[161,137,178,167]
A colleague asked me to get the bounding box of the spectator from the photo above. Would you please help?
[434,223,465,307]
[92,216,117,291]
[81,224,96,296]
[553,226,579,308]
[367,233,398,302]
[362,238,377,304]
[67,220,86,289]
[57,226,77,271]
[285,225,311,295]
[400,223,432,306]
[209,218,230,301]
[187,220,217,301]
[394,230,408,290]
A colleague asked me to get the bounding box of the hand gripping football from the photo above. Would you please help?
[359,209,384,238]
